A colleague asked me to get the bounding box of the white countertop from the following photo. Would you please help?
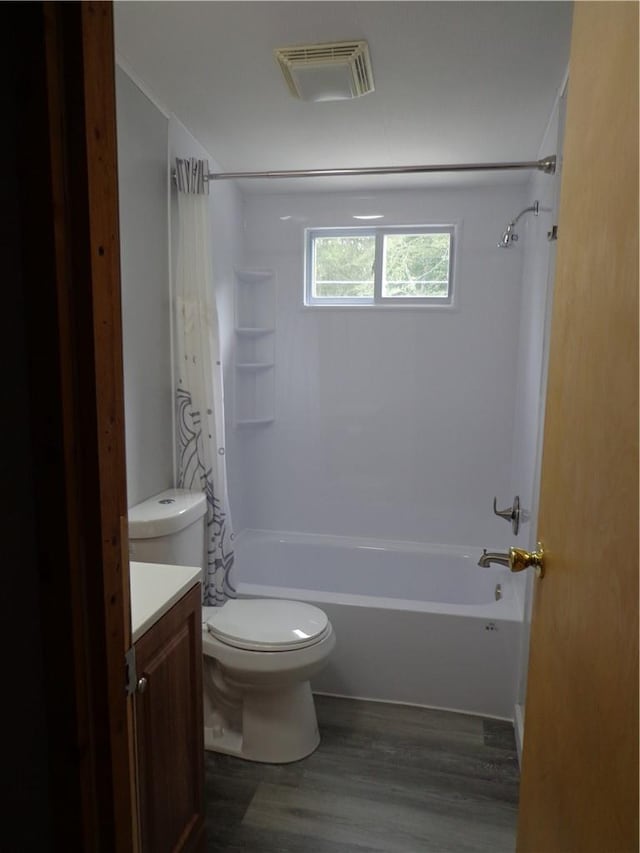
[130,561,202,642]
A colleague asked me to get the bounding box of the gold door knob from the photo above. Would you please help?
[509,543,545,578]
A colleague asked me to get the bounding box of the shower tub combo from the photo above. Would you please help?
[235,530,523,719]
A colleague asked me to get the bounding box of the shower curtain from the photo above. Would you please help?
[174,158,235,605]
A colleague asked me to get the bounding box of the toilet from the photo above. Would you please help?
[128,488,335,764]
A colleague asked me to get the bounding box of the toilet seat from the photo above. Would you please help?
[206,599,329,652]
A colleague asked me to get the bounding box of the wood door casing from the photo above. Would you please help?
[517,4,639,852]
[135,585,205,853]
[68,5,139,846]
[14,2,138,848]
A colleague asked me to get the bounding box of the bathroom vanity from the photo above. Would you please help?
[130,561,204,852]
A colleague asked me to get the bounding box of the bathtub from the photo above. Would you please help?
[234,530,524,719]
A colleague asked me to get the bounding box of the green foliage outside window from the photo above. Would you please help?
[383,233,450,297]
[312,231,451,300]
[313,236,375,298]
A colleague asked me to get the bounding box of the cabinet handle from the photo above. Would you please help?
[137,676,148,694]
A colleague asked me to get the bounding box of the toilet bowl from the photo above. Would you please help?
[128,489,336,764]
[202,598,335,763]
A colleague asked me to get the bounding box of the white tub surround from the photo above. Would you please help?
[235,530,523,719]
[130,560,201,642]
[238,186,526,547]
[510,74,568,740]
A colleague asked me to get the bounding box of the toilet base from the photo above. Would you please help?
[204,679,320,763]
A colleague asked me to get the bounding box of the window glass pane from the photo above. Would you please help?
[382,233,451,298]
[313,235,375,299]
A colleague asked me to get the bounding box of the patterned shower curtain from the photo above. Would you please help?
[174,158,235,605]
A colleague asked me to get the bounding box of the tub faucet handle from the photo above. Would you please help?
[492,495,520,535]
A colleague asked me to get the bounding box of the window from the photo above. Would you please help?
[305,225,455,306]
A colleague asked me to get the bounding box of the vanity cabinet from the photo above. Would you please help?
[134,583,205,852]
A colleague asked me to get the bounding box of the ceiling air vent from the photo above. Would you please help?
[274,41,375,102]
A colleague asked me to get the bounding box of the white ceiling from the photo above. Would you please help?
[114,1,573,193]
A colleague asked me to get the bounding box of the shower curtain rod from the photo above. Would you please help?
[195,155,556,181]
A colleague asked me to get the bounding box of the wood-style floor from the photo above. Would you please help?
[205,695,519,853]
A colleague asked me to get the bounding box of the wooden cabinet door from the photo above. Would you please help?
[135,585,205,852]
[517,4,638,851]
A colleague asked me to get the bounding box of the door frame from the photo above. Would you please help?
[13,2,138,849]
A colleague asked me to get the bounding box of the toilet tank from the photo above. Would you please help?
[128,489,207,570]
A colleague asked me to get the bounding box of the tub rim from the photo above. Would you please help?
[237,581,523,622]
[234,528,525,618]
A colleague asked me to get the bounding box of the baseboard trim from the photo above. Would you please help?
[313,690,514,723]
[514,702,525,765]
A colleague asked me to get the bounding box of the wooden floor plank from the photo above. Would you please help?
[211,824,371,853]
[205,695,519,852]
[242,782,515,853]
[482,719,519,752]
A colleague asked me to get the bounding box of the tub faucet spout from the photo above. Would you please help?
[478,549,510,568]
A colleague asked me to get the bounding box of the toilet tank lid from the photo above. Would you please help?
[128,489,207,539]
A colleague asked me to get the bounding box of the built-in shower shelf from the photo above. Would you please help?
[235,269,274,284]
[234,268,276,426]
[235,327,275,336]
[235,417,275,427]
[235,362,275,370]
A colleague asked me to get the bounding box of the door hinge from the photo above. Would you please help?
[547,224,558,241]
[125,646,137,697]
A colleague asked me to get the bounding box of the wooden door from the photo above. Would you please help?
[517,4,638,852]
[135,585,205,852]
[9,2,138,848]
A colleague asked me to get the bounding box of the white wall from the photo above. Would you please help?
[116,67,172,507]
[234,184,528,546]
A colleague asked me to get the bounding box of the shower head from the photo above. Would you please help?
[497,201,539,248]
[498,222,518,248]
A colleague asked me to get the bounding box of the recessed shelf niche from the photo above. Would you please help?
[234,269,275,427]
